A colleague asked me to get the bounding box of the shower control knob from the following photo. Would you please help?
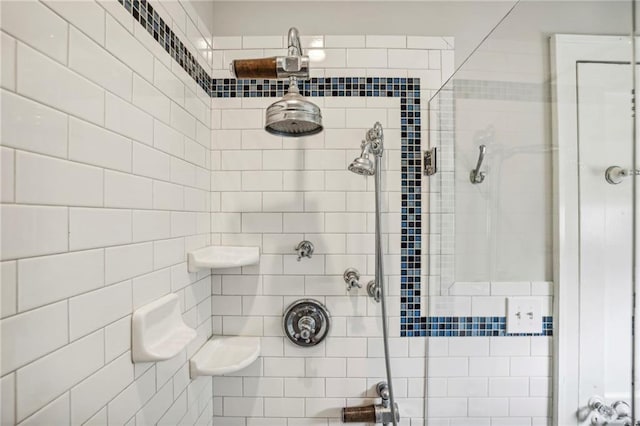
[344,268,362,291]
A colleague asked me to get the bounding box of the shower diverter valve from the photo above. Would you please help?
[283,299,330,346]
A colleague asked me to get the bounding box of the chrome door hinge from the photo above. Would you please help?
[423,147,437,176]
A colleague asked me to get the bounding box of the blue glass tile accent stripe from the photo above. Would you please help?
[118,0,554,338]
[420,316,553,338]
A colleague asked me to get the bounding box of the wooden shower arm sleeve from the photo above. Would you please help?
[231,57,278,79]
[341,405,376,423]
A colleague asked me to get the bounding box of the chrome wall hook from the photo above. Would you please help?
[470,144,487,184]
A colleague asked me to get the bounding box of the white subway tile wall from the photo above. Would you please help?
[1,0,214,424]
[209,35,551,426]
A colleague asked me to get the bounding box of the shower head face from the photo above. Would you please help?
[265,88,323,137]
[348,156,375,176]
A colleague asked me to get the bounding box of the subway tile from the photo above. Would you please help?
[213,377,243,396]
[132,268,171,309]
[491,282,531,296]
[264,397,305,417]
[154,59,185,106]
[243,213,282,233]
[16,330,104,421]
[0,89,68,157]
[69,280,132,339]
[69,117,132,173]
[0,261,17,318]
[222,316,263,336]
[1,373,15,425]
[469,357,510,377]
[468,397,509,417]
[170,157,196,187]
[426,397,468,418]
[69,208,132,250]
[105,171,153,209]
[105,316,131,363]
[489,377,530,397]
[427,357,469,377]
[153,180,184,211]
[44,0,105,45]
[223,397,263,417]
[1,205,68,260]
[107,366,155,425]
[17,43,104,125]
[105,15,153,82]
[106,93,153,145]
[133,211,171,242]
[490,337,530,356]
[346,49,387,68]
[20,392,70,426]
[222,109,262,130]
[264,358,304,377]
[1,301,68,375]
[133,142,172,180]
[304,192,345,212]
[283,171,325,191]
[70,353,134,425]
[222,151,262,171]
[448,337,490,357]
[388,49,429,69]
[133,74,171,123]
[305,397,343,418]
[283,213,324,233]
[447,378,488,397]
[325,35,365,48]
[18,249,104,311]
[1,1,67,64]
[243,296,283,316]
[366,35,406,48]
[69,27,132,100]
[305,358,345,377]
[16,151,103,207]
[510,357,550,377]
[509,398,551,417]
[154,119,185,157]
[263,150,305,170]
[1,147,14,203]
[263,192,305,212]
[242,171,283,191]
[1,32,16,90]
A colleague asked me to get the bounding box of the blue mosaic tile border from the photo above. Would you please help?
[417,316,553,337]
[118,0,553,339]
[209,77,424,338]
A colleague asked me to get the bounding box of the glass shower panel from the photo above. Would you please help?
[427,1,635,425]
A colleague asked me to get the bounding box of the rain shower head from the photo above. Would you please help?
[265,80,323,137]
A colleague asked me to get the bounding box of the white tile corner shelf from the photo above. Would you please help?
[189,336,261,378]
[187,245,260,272]
[131,293,197,363]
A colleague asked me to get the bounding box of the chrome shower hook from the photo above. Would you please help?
[470,144,487,184]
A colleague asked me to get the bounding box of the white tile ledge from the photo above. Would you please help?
[187,245,259,272]
[131,293,196,362]
[189,336,261,378]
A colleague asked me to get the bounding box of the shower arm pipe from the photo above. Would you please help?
[230,27,310,80]
[374,152,398,426]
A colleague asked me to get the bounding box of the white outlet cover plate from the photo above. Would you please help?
[506,297,543,334]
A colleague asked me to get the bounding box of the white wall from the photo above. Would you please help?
[0,0,214,424]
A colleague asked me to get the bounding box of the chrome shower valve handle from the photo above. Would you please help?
[343,268,362,291]
[295,240,314,261]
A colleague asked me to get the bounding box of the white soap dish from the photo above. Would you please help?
[187,246,260,272]
[189,336,261,377]
[131,293,197,363]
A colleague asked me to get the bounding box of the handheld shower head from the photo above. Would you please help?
[348,142,375,175]
[348,122,385,176]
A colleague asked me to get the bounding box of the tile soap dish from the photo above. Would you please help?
[189,336,261,378]
[187,246,260,272]
[131,293,197,363]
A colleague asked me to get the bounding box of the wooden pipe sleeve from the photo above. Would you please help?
[232,57,278,79]
[342,405,376,423]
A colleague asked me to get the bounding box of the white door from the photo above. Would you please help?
[576,62,634,424]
